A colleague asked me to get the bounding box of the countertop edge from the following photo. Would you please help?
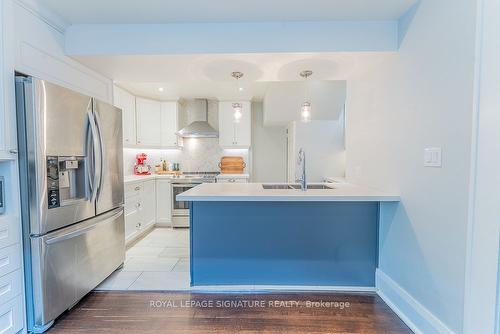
[123,175,176,183]
[176,195,401,202]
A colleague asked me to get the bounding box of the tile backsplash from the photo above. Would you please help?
[123,142,249,175]
[123,98,249,175]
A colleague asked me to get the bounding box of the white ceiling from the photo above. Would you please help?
[37,0,417,24]
[76,52,392,100]
[117,81,271,101]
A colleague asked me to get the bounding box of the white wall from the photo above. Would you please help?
[288,118,345,183]
[251,102,287,182]
[263,81,346,126]
[346,1,477,333]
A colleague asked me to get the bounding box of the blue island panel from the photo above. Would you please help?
[190,201,379,287]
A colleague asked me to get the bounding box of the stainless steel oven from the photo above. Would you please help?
[172,182,200,227]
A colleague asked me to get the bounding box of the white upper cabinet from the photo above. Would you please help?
[218,101,251,148]
[136,97,162,147]
[122,96,180,149]
[160,102,180,147]
[113,86,136,146]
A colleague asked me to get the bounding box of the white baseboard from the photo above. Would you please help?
[376,269,455,334]
[192,285,376,293]
[125,224,155,248]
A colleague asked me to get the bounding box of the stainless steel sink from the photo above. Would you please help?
[262,184,334,190]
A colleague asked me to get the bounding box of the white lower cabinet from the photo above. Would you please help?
[0,244,21,278]
[124,179,163,245]
[141,180,156,229]
[0,294,23,334]
[0,270,23,308]
[156,179,172,225]
[124,193,141,241]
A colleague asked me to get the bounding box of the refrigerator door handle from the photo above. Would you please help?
[86,102,100,203]
[93,99,106,200]
[44,208,123,245]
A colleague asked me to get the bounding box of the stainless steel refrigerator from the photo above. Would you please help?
[15,76,125,333]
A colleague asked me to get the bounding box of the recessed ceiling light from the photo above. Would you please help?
[158,87,164,92]
[238,87,244,92]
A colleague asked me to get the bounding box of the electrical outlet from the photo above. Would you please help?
[424,148,442,167]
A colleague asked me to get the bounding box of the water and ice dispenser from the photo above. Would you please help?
[46,156,87,209]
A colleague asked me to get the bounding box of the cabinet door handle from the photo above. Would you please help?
[9,149,18,154]
[229,179,235,183]
[135,186,141,191]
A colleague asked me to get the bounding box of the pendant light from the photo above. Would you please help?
[300,70,313,123]
[231,71,244,123]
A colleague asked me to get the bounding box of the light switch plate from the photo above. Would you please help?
[424,148,442,167]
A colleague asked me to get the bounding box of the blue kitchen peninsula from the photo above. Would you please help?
[177,182,400,289]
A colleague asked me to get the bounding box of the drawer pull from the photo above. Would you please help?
[134,186,141,191]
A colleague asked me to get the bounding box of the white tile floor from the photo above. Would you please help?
[95,227,191,291]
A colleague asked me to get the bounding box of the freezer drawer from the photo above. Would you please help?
[30,207,125,331]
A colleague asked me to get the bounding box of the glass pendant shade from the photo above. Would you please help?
[299,70,313,123]
[232,102,242,123]
[301,101,311,123]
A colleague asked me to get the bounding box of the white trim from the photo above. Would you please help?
[463,0,483,328]
[125,224,155,248]
[463,0,500,332]
[192,285,376,293]
[14,0,69,33]
[376,269,455,334]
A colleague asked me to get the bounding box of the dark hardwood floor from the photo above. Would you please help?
[47,291,412,334]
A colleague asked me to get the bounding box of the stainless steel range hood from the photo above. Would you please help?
[176,99,218,138]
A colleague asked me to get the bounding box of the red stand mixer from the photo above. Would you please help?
[134,153,152,175]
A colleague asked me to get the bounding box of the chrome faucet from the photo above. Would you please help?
[297,148,307,191]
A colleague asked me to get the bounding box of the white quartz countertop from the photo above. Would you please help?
[177,182,400,202]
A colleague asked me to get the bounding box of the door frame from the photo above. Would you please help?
[463,0,500,332]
